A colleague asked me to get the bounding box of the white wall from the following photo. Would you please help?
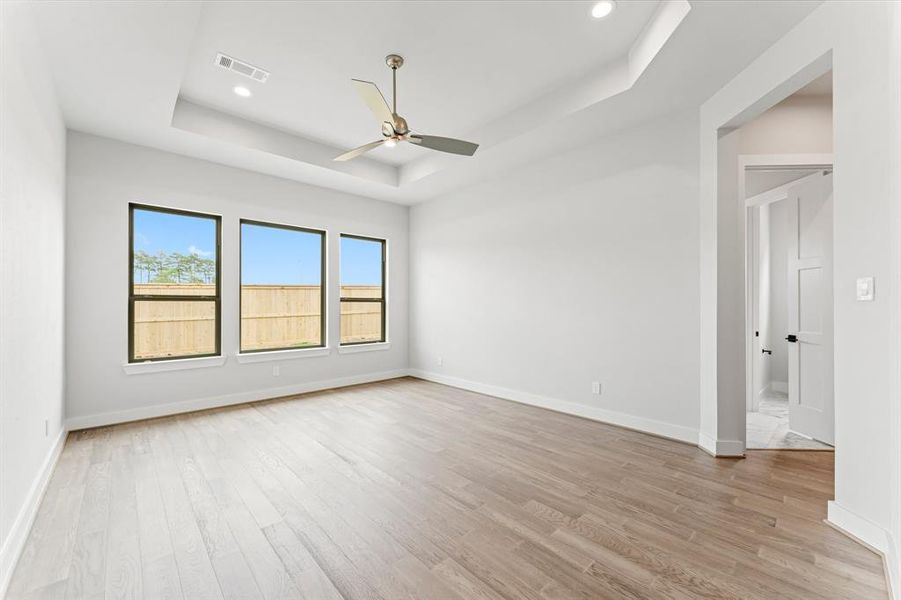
[699,1,900,592]
[712,128,744,452]
[766,198,790,387]
[409,112,700,443]
[0,1,67,593]
[739,94,832,155]
[65,132,408,427]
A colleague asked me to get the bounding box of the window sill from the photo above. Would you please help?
[235,347,331,363]
[338,342,391,354]
[122,355,226,375]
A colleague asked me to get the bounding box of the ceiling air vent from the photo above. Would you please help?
[214,53,269,83]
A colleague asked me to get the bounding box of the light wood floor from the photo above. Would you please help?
[8,377,887,599]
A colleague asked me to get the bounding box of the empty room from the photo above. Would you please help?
[1,1,899,599]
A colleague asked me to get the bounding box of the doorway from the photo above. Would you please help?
[745,162,834,450]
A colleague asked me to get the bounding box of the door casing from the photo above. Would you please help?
[740,154,833,445]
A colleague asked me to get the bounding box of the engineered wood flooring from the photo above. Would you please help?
[6,377,888,599]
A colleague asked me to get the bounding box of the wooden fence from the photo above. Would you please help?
[133,284,381,359]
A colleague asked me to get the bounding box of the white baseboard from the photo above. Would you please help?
[65,369,409,430]
[408,370,698,445]
[888,534,899,600]
[827,501,890,553]
[827,501,899,599]
[0,427,67,598]
[698,432,745,457]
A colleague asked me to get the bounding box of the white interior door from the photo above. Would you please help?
[786,173,834,445]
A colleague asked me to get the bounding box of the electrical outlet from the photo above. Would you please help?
[273,365,280,377]
[591,381,602,395]
[437,356,443,366]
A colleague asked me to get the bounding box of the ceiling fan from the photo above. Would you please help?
[334,54,479,162]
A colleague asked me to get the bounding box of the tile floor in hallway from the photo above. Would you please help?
[746,391,833,450]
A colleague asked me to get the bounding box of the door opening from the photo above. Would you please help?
[746,166,834,450]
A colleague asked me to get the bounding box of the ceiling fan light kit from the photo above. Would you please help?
[334,54,479,162]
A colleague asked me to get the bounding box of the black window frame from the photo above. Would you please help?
[128,203,222,363]
[239,219,327,353]
[339,233,387,346]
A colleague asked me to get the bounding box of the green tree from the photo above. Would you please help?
[133,250,152,283]
[139,250,216,286]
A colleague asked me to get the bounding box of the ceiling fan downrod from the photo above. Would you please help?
[384,54,408,136]
[385,53,403,116]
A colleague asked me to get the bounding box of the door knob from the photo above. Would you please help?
[785,334,798,343]
[762,348,772,355]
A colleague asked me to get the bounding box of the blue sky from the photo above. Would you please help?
[133,209,216,260]
[241,222,321,284]
[340,236,383,285]
[133,209,382,285]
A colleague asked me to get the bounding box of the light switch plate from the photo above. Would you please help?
[856,277,875,301]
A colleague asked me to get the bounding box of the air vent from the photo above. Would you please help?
[214,53,269,83]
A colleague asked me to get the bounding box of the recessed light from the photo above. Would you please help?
[233,85,252,98]
[591,0,616,19]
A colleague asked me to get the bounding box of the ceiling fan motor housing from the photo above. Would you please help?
[391,115,409,136]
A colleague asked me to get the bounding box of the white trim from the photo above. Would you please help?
[409,370,698,445]
[827,501,890,554]
[740,153,833,172]
[745,169,828,208]
[827,501,899,598]
[888,534,899,600]
[0,428,67,598]
[66,369,408,430]
[698,432,717,455]
[698,433,745,457]
[122,354,226,375]
[338,342,391,355]
[741,154,833,458]
[234,347,330,363]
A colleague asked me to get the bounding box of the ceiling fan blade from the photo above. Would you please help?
[351,79,395,129]
[409,134,478,156]
[334,139,385,162]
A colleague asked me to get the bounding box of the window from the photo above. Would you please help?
[129,204,221,362]
[240,220,325,352]
[340,234,386,345]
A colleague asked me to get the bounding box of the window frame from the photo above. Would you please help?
[339,233,387,346]
[239,219,327,354]
[128,203,222,363]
